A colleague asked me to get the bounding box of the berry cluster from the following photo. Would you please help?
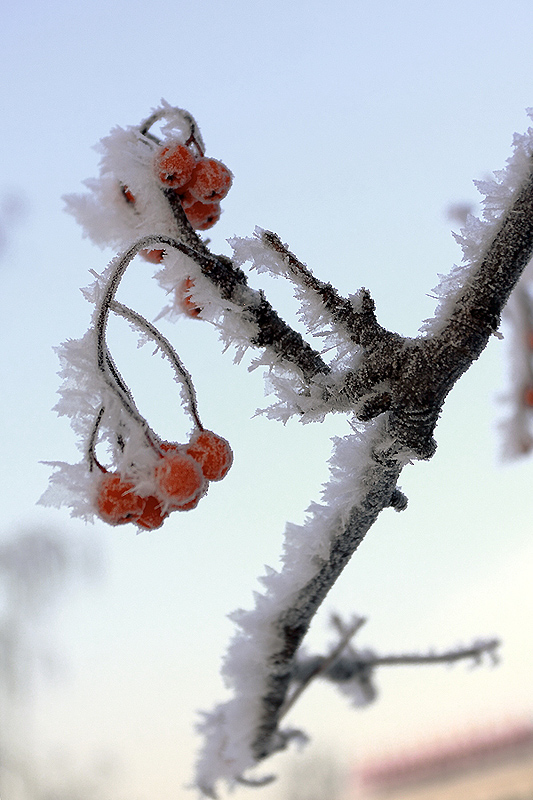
[85,233,234,533]
[55,110,236,533]
[122,143,232,266]
[155,143,233,231]
[95,429,233,531]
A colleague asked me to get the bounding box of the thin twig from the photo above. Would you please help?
[369,639,500,669]
[279,616,366,720]
[110,300,204,431]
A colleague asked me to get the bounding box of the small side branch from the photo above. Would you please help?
[279,616,367,720]
[125,234,331,381]
[291,637,501,688]
[260,230,381,343]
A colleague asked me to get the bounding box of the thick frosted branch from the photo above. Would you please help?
[195,150,533,796]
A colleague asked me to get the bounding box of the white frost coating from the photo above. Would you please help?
[40,261,196,522]
[64,127,176,251]
[421,112,533,336]
[63,102,197,252]
[229,229,364,421]
[194,418,389,794]
[231,228,289,277]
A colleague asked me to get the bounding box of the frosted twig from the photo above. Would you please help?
[280,616,366,720]
[108,234,331,382]
[291,636,501,687]
[196,150,533,792]
[260,230,368,337]
[109,300,204,431]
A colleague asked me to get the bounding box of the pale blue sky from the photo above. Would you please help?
[1,1,533,798]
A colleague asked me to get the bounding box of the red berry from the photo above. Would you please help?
[156,143,197,189]
[96,472,145,526]
[171,490,205,511]
[155,449,207,506]
[187,430,233,481]
[184,199,221,231]
[177,277,202,318]
[524,387,533,407]
[140,249,165,263]
[136,495,168,530]
[121,185,136,204]
[187,158,233,202]
[159,441,179,453]
[178,190,197,209]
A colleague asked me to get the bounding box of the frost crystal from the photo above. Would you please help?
[421,112,533,336]
[194,419,389,793]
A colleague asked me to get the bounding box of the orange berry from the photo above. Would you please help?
[156,143,197,189]
[184,199,221,231]
[155,449,207,506]
[159,441,179,453]
[121,184,136,204]
[186,158,233,202]
[140,249,165,263]
[178,189,197,209]
[159,441,180,454]
[170,490,205,511]
[527,331,533,349]
[96,472,145,526]
[136,495,168,530]
[177,276,202,318]
[187,430,233,481]
[524,387,533,407]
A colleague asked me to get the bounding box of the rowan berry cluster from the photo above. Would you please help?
[156,143,232,230]
[83,239,234,532]
[122,137,232,265]
[47,107,236,532]
[95,429,233,531]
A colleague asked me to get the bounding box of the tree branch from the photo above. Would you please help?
[54,104,533,796]
[195,152,533,794]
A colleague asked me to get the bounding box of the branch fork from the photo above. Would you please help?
[47,104,533,795]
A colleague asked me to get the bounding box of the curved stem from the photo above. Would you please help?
[110,299,204,431]
[87,406,106,473]
[138,106,205,155]
[111,234,330,382]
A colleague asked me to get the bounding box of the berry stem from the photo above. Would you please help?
[110,299,204,431]
[87,406,107,473]
[138,106,205,156]
[95,244,158,443]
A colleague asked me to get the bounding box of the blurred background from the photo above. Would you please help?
[1,1,532,798]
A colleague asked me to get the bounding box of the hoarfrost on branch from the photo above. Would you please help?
[43,102,533,795]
